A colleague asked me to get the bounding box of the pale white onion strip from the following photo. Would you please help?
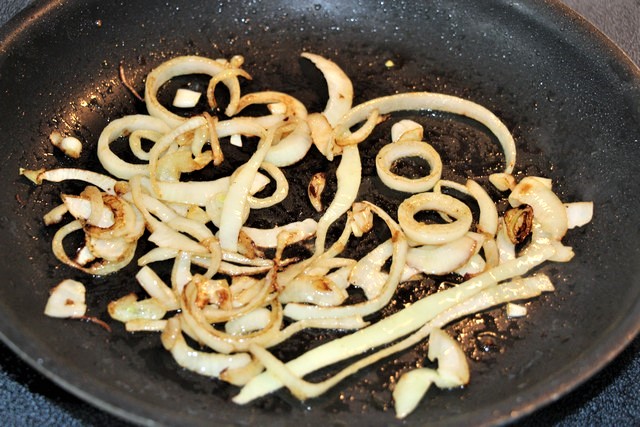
[241,218,317,249]
[80,186,108,227]
[278,274,348,307]
[391,120,424,143]
[161,317,252,377]
[314,144,361,254]
[128,129,163,161]
[126,319,168,332]
[43,203,69,226]
[334,92,516,174]
[144,55,229,128]
[51,220,137,275]
[508,176,568,240]
[206,67,252,116]
[108,294,167,322]
[233,245,555,403]
[376,140,442,193]
[307,112,335,159]
[335,109,381,146]
[466,179,498,237]
[241,274,553,402]
[225,308,272,335]
[216,115,285,138]
[44,279,86,318]
[398,192,473,245]
[283,202,408,320]
[219,130,274,252]
[24,168,118,195]
[148,222,209,254]
[246,163,289,209]
[393,369,438,420]
[148,116,208,197]
[496,218,516,264]
[166,216,214,242]
[138,247,179,265]
[171,251,193,295]
[180,280,282,353]
[348,239,392,300]
[86,236,130,261]
[97,115,171,180]
[220,251,273,267]
[301,52,353,127]
[482,238,500,270]
[405,235,478,275]
[455,254,484,277]
[61,194,113,228]
[489,172,516,192]
[394,329,470,419]
[135,266,179,311]
[565,202,594,229]
[264,120,313,167]
[235,91,308,120]
[202,273,273,323]
[148,177,228,206]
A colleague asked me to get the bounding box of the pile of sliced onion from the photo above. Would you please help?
[22,52,593,419]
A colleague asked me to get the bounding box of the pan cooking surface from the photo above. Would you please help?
[0,0,639,425]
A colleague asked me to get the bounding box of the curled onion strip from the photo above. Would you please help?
[334,92,516,174]
[206,67,252,116]
[301,52,353,126]
[128,129,163,161]
[376,139,442,193]
[51,220,137,275]
[234,244,555,403]
[218,130,274,252]
[466,179,499,237]
[398,192,473,245]
[25,168,118,195]
[246,162,289,209]
[97,115,171,180]
[161,317,252,377]
[235,91,308,119]
[145,55,233,128]
[314,144,361,254]
[283,202,408,320]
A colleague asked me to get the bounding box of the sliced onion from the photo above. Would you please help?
[406,235,478,275]
[398,192,473,245]
[334,92,517,174]
[44,279,87,318]
[509,176,568,240]
[314,144,361,253]
[161,317,252,377]
[145,56,230,128]
[241,219,317,249]
[218,130,273,252]
[301,52,353,126]
[376,139,442,193]
[97,114,171,180]
[565,202,594,229]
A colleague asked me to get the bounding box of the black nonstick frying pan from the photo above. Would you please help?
[0,0,639,426]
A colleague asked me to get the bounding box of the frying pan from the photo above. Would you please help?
[0,0,639,425]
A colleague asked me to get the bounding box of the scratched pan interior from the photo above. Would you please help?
[0,0,639,426]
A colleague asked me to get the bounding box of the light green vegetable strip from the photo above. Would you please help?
[233,244,555,403]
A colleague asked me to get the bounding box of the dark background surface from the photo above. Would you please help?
[0,0,638,426]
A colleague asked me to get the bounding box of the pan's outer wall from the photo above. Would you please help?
[0,1,638,426]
